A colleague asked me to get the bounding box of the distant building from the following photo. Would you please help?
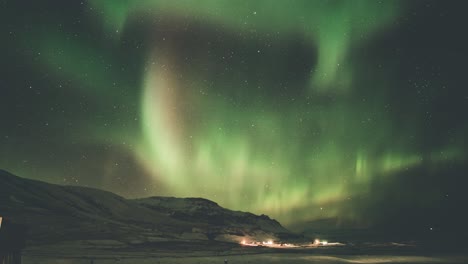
[0,217,27,264]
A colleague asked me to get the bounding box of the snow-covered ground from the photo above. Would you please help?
[23,253,468,264]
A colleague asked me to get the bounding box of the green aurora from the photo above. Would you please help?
[2,0,467,228]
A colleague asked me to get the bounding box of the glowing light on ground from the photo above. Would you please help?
[239,238,344,249]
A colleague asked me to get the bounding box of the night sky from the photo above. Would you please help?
[2,0,468,234]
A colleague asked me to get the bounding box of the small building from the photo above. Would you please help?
[0,217,27,264]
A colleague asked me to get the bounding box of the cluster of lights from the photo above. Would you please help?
[313,239,328,246]
[240,238,337,248]
[240,239,278,247]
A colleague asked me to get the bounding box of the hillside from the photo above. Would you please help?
[0,170,299,248]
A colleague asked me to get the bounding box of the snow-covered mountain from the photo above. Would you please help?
[0,170,299,247]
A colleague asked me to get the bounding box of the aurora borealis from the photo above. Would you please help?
[2,0,468,232]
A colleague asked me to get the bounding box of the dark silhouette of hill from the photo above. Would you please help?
[0,170,299,247]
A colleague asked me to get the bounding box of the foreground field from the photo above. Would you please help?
[22,242,468,264]
[23,253,468,264]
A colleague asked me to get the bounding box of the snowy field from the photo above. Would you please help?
[23,253,468,264]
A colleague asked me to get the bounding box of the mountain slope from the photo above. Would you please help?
[0,170,298,246]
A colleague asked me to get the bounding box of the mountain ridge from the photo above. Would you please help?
[0,169,300,247]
